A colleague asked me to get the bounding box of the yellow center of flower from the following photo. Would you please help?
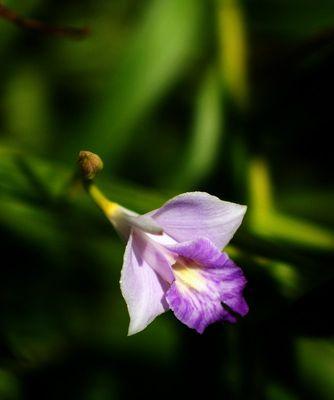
[173,260,207,292]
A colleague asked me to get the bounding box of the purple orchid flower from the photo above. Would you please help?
[111,192,248,335]
[77,151,248,336]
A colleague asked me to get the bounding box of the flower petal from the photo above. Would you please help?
[120,234,170,335]
[126,214,164,235]
[218,257,249,318]
[132,230,175,284]
[149,192,247,249]
[110,206,163,239]
[165,237,248,333]
[164,236,228,267]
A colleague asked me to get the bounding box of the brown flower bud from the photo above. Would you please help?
[77,150,103,180]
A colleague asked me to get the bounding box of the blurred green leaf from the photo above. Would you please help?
[0,148,169,246]
[280,190,334,228]
[265,381,298,400]
[3,66,51,151]
[248,158,334,250]
[170,67,223,189]
[252,212,334,251]
[65,0,204,164]
[296,338,334,400]
[217,0,249,108]
[0,369,20,400]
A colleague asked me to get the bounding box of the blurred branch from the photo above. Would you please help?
[0,3,90,39]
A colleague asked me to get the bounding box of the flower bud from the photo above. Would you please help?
[77,150,103,180]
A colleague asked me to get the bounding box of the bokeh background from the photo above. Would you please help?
[1,0,334,399]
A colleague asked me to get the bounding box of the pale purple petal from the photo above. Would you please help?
[131,230,175,283]
[165,237,248,333]
[120,234,170,335]
[148,192,247,249]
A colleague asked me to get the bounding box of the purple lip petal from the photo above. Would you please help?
[218,257,249,318]
[148,192,247,249]
[164,238,248,333]
[166,283,231,334]
[120,234,170,336]
[164,236,229,267]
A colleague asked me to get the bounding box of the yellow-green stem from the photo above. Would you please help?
[84,181,119,219]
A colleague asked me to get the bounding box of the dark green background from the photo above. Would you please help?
[0,1,334,399]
